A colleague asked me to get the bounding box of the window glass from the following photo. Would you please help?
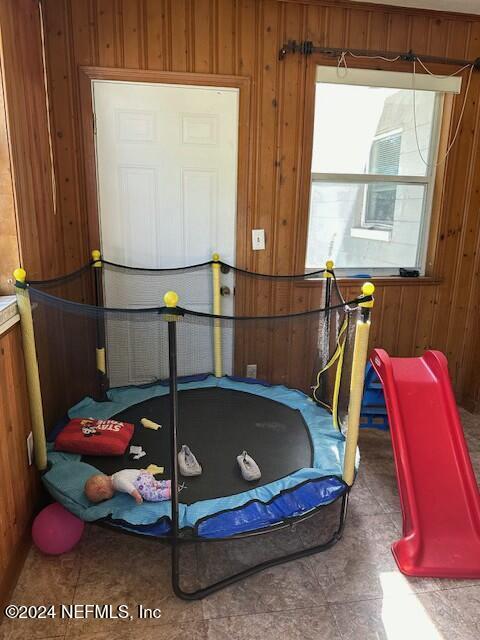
[307,79,441,274]
[369,133,401,175]
[306,182,426,271]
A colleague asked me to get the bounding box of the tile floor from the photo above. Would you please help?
[1,408,479,640]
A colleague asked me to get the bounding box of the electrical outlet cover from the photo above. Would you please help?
[246,364,257,378]
[27,432,34,466]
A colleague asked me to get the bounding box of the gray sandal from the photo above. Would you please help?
[178,445,202,476]
[237,451,261,481]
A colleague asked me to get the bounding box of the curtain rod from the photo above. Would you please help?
[278,40,480,69]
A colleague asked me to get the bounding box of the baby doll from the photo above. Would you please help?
[85,469,171,505]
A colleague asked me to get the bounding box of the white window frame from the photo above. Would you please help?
[307,70,447,277]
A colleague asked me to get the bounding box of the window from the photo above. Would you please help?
[364,132,401,229]
[305,67,458,275]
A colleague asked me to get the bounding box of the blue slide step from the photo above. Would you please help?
[361,362,389,430]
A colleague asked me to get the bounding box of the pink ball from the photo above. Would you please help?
[32,503,85,555]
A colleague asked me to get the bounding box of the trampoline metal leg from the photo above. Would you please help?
[171,492,349,601]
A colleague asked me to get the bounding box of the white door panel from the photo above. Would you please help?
[93,81,238,385]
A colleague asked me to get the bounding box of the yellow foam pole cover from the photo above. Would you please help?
[163,290,180,323]
[96,347,106,374]
[342,282,375,486]
[13,268,47,471]
[359,281,375,308]
[164,291,179,308]
[91,249,102,268]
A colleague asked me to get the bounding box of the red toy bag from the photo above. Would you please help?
[55,418,134,456]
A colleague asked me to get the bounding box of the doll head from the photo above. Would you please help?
[84,474,114,503]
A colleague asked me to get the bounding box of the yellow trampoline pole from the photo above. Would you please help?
[212,253,223,378]
[342,282,375,486]
[13,268,47,471]
[91,249,106,380]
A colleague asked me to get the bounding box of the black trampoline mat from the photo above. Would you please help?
[82,387,313,505]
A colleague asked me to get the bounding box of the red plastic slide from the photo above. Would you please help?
[371,349,480,579]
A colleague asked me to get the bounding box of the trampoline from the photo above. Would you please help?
[14,254,374,599]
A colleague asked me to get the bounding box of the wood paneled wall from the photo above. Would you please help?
[0,0,51,606]
[0,63,18,294]
[0,323,40,607]
[0,0,57,281]
[40,0,480,409]
[0,0,80,428]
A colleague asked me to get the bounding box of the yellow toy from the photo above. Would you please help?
[145,464,164,475]
[141,418,161,430]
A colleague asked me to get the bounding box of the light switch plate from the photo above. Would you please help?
[252,229,265,250]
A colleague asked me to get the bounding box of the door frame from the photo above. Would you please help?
[78,66,251,265]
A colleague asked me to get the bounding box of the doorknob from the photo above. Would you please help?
[220,286,231,296]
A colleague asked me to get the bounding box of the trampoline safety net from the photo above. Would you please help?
[23,258,366,434]
[19,261,375,534]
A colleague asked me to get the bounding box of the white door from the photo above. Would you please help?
[93,81,238,385]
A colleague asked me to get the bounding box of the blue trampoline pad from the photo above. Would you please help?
[43,375,350,538]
